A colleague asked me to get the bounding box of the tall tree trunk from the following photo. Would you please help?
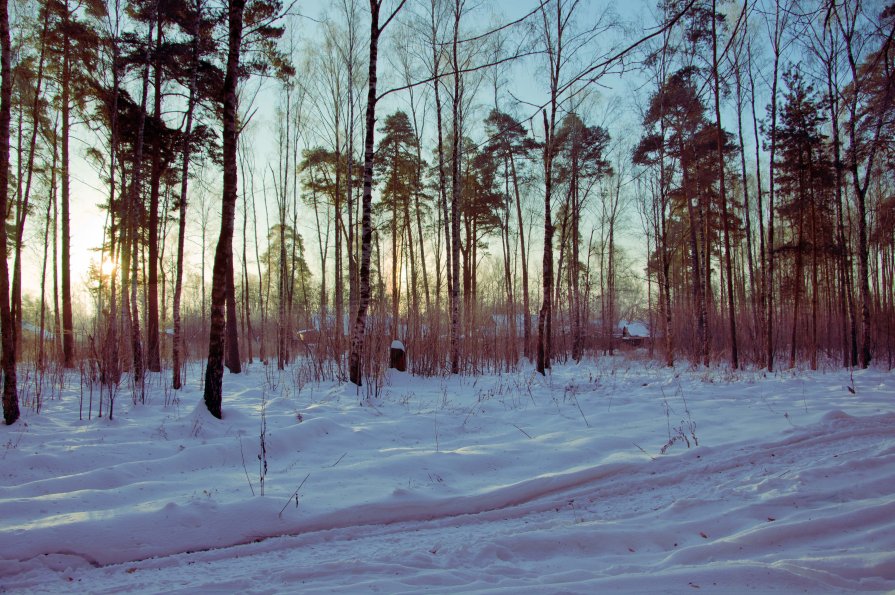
[172,0,200,390]
[128,13,155,389]
[696,188,710,366]
[412,133,430,316]
[241,163,253,364]
[554,192,569,325]
[391,161,400,338]
[748,34,767,365]
[346,50,358,349]
[537,0,568,375]
[204,0,246,418]
[277,85,291,371]
[404,198,418,339]
[607,191,618,358]
[810,190,818,370]
[734,53,758,347]
[507,157,530,361]
[820,47,853,367]
[571,172,582,361]
[60,0,74,368]
[712,0,738,369]
[146,17,164,373]
[335,118,344,350]
[309,183,327,330]
[449,0,462,374]
[429,0,450,327]
[102,28,122,391]
[0,0,19,424]
[826,81,856,367]
[766,4,783,373]
[39,122,60,371]
[250,165,266,364]
[225,247,241,372]
[349,0,382,386]
[277,216,288,370]
[853,183,873,369]
[39,192,53,371]
[120,164,133,380]
[537,109,555,375]
[680,144,706,367]
[53,163,61,357]
[657,175,674,367]
[789,224,804,369]
[500,161,516,363]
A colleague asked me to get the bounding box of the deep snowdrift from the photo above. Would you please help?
[1,357,893,593]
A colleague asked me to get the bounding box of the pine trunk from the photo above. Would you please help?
[61,0,74,367]
[172,0,199,390]
[449,0,462,374]
[712,0,738,369]
[241,172,253,364]
[128,14,154,388]
[429,0,450,326]
[765,3,783,372]
[225,244,241,373]
[0,0,19,424]
[146,17,164,373]
[537,110,555,375]
[682,149,706,367]
[204,0,245,417]
[734,63,758,348]
[510,157,530,361]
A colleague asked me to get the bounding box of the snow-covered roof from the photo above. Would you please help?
[22,322,55,339]
[618,319,650,337]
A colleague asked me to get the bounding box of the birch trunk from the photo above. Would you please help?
[349,0,382,386]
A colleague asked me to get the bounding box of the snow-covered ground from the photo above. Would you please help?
[2,356,893,593]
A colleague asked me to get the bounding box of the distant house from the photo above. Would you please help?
[617,319,649,337]
[617,319,650,347]
[22,322,55,340]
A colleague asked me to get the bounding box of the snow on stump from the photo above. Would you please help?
[390,340,407,372]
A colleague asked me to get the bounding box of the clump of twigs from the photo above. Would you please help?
[659,383,698,455]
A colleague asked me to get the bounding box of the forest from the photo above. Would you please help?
[1,0,895,426]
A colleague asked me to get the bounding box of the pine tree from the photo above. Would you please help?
[774,67,834,370]
[553,113,611,360]
[376,110,421,338]
[483,110,539,359]
[635,68,714,365]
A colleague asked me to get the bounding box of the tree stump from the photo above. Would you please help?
[389,340,406,372]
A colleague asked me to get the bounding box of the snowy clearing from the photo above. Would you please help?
[1,358,894,593]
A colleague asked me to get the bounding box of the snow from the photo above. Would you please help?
[2,358,894,593]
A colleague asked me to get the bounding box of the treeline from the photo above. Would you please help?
[634,0,895,373]
[2,0,894,424]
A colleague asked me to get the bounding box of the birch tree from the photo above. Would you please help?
[348,0,408,387]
